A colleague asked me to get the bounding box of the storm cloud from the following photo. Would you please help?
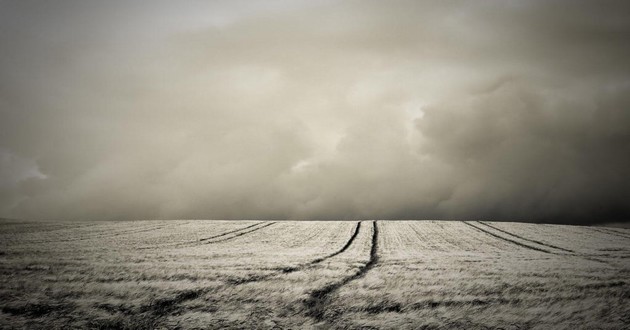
[1,0,629,223]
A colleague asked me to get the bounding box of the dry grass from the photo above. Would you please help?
[0,220,628,329]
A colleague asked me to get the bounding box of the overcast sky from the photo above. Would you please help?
[1,0,629,223]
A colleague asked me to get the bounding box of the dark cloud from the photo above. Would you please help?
[1,0,629,223]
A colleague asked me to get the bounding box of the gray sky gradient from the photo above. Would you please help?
[1,0,629,223]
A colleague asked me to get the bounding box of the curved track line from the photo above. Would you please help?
[204,222,277,244]
[151,222,267,249]
[199,222,265,242]
[174,222,275,248]
[228,221,363,282]
[601,227,630,237]
[310,221,362,264]
[478,222,574,253]
[466,222,615,266]
[304,220,379,322]
[590,227,630,239]
[146,221,368,323]
[464,222,551,253]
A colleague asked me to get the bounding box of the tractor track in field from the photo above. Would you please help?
[142,221,368,325]
[466,222,615,266]
[303,220,379,323]
[199,222,265,242]
[207,222,277,244]
[309,221,362,265]
[478,221,575,253]
[590,227,630,239]
[7,220,629,329]
[173,222,276,248]
[146,221,370,325]
[227,221,363,283]
[150,220,619,326]
[464,222,552,253]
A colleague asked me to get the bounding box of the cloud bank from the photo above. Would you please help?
[1,0,629,223]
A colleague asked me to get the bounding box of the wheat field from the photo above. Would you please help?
[0,220,628,329]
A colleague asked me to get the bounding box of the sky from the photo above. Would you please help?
[1,0,629,223]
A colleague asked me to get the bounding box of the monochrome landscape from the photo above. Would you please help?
[1,220,628,329]
[2,1,630,328]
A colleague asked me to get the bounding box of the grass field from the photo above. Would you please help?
[1,220,629,329]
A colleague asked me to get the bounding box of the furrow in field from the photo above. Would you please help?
[345,288,630,315]
[129,222,363,326]
[224,221,362,282]
[0,221,100,235]
[463,222,552,253]
[9,221,175,245]
[205,222,277,244]
[198,222,265,242]
[322,221,625,328]
[429,221,530,254]
[130,221,260,249]
[467,222,617,265]
[487,222,630,259]
[600,227,630,237]
[590,227,630,239]
[378,221,527,261]
[170,222,275,248]
[309,221,362,265]
[127,222,353,278]
[480,222,628,265]
[304,220,379,322]
[3,220,629,329]
[478,221,575,253]
[408,221,479,252]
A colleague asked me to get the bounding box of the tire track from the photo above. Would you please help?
[174,222,275,248]
[304,220,379,322]
[144,222,267,249]
[602,227,630,238]
[464,222,552,253]
[229,221,362,282]
[465,222,615,266]
[145,221,367,323]
[478,221,575,253]
[206,222,276,244]
[590,227,630,239]
[198,222,266,242]
[309,221,362,265]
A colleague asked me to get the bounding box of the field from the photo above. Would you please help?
[1,220,629,329]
